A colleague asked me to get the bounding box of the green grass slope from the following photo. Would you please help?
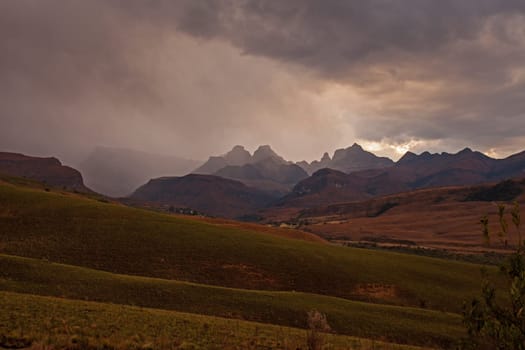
[1,291,427,350]
[0,180,497,313]
[0,255,462,347]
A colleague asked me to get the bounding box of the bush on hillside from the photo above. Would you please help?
[461,202,525,349]
[306,310,331,350]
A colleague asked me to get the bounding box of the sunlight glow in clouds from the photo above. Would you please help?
[357,139,436,160]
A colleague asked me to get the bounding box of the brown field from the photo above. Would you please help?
[264,185,525,254]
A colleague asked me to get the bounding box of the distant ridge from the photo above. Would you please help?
[297,143,394,175]
[277,147,525,209]
[129,174,278,218]
[0,152,90,192]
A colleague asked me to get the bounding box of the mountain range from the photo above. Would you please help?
[278,147,525,209]
[3,144,525,220]
[297,143,394,174]
[192,143,396,196]
[194,145,308,195]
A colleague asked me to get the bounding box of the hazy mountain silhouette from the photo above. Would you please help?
[193,145,252,174]
[79,147,200,197]
[297,143,394,174]
[251,145,288,164]
[194,145,308,195]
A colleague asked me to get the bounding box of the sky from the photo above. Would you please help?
[1,0,525,165]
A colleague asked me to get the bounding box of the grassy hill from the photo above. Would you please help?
[0,291,428,350]
[0,178,499,313]
[0,176,505,347]
[0,254,463,347]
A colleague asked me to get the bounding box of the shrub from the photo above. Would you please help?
[306,310,331,350]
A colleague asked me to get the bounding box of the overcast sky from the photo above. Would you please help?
[1,0,525,164]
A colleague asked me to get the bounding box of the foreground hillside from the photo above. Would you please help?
[0,178,498,313]
[2,176,509,347]
[0,291,427,350]
[0,255,462,347]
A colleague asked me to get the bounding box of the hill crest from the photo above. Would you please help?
[0,152,89,192]
[129,173,278,218]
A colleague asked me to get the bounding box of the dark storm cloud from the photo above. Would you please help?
[164,0,525,75]
[0,1,163,161]
[1,1,525,163]
[162,0,525,155]
[0,1,145,98]
[0,0,340,163]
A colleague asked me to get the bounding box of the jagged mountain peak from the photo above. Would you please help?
[225,145,250,157]
[397,151,418,164]
[255,144,273,151]
[296,143,394,175]
[252,145,286,164]
[231,145,246,151]
[332,143,369,161]
[223,145,252,166]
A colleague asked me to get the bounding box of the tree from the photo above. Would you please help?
[462,202,525,349]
